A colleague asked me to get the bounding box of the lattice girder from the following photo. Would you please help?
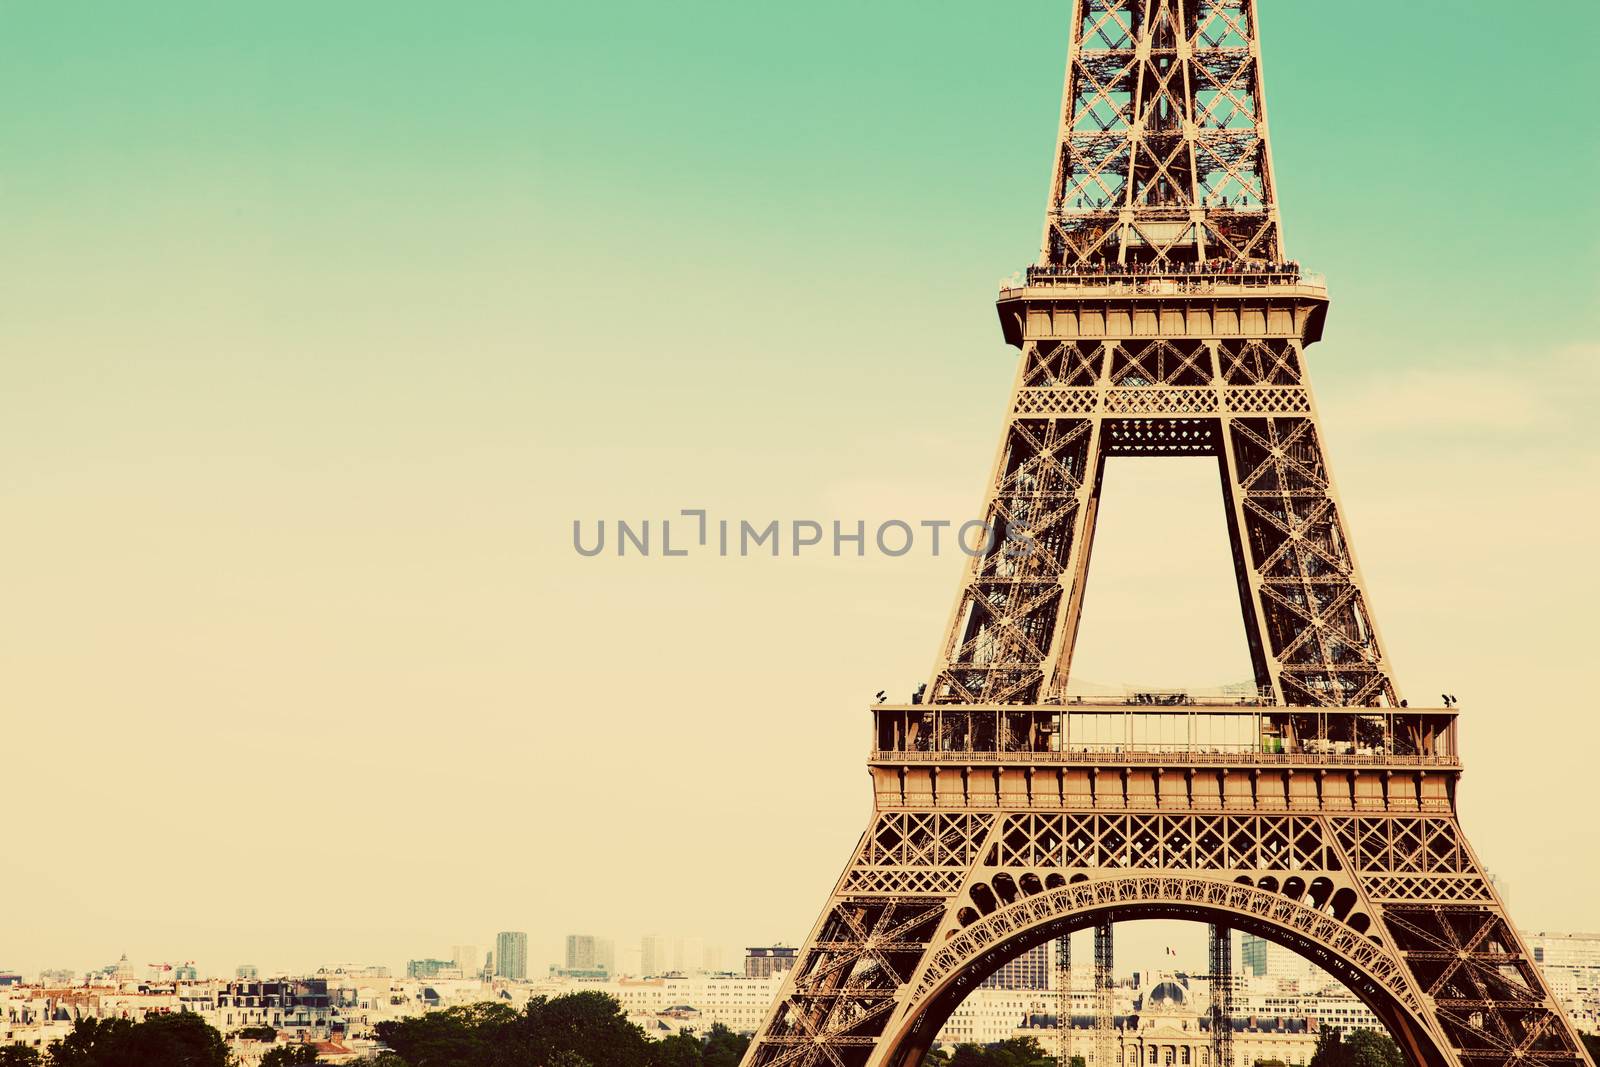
[929,332,1400,707]
[746,811,1586,1067]
[1044,0,1282,268]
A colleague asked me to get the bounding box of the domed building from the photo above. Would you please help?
[1144,980,1190,1012]
[1015,972,1321,1067]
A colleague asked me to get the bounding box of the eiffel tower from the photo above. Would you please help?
[739,3,1591,1067]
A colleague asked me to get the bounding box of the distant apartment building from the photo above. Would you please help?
[941,986,1061,1046]
[641,935,720,977]
[566,934,615,974]
[451,945,481,980]
[939,977,1128,1048]
[407,958,461,979]
[981,942,1052,990]
[641,936,669,977]
[236,964,259,979]
[1236,973,1383,1035]
[1526,931,1600,1033]
[496,932,530,981]
[605,972,786,1036]
[215,978,337,1042]
[1239,932,1318,985]
[744,947,798,980]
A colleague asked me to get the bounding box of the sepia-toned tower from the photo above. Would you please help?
[738,3,1593,1067]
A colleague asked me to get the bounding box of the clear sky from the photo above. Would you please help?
[2,1,1598,981]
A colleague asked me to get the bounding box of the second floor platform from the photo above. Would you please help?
[870,701,1458,771]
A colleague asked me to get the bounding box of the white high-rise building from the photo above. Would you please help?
[1239,933,1319,985]
[639,935,721,976]
[1525,931,1600,1033]
[452,945,479,979]
[640,936,664,977]
[565,934,615,973]
[1236,972,1383,1035]
[496,932,529,981]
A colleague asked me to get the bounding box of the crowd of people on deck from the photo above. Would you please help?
[1026,256,1303,281]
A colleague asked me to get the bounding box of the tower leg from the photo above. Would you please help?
[1095,923,1113,1067]
[1056,933,1073,1067]
[1210,924,1234,1067]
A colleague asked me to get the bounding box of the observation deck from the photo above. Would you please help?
[995,264,1329,347]
[867,702,1460,813]
[871,702,1456,768]
[1002,262,1327,294]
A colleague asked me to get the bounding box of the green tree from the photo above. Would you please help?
[513,991,653,1067]
[374,1001,517,1067]
[371,991,741,1067]
[262,1046,321,1067]
[1341,1030,1401,1067]
[1308,1027,1403,1067]
[236,1026,278,1042]
[46,1018,127,1067]
[47,1013,229,1067]
[986,1038,1052,1067]
[947,1044,989,1067]
[651,1033,703,1067]
[700,1025,749,1067]
[0,1047,43,1067]
[545,1053,593,1067]
[1307,1028,1350,1067]
[1582,1034,1599,1065]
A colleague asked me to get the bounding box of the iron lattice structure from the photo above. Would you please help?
[739,4,1591,1067]
[1043,0,1283,268]
[1053,934,1071,1067]
[1094,924,1114,1067]
[1210,924,1234,1067]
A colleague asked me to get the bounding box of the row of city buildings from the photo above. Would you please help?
[2,931,1594,1065]
[0,963,795,1064]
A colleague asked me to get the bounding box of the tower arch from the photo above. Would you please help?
[880,876,1447,1067]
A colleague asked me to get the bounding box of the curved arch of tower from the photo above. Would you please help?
[738,3,1590,1067]
[881,876,1450,1067]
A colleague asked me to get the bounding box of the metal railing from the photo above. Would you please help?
[870,748,1459,767]
[873,705,1458,765]
[1062,688,1276,707]
[999,269,1327,297]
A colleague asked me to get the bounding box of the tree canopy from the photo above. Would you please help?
[261,1046,321,1067]
[1307,1027,1403,1067]
[372,993,752,1067]
[928,1037,1055,1067]
[46,1014,231,1067]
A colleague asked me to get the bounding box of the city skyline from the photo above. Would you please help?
[8,931,1599,1048]
[0,921,1237,986]
[3,0,1597,991]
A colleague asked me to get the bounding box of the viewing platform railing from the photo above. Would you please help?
[870,747,1456,769]
[869,703,1459,767]
[998,268,1327,299]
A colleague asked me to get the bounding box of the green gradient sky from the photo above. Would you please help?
[2,2,1597,978]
